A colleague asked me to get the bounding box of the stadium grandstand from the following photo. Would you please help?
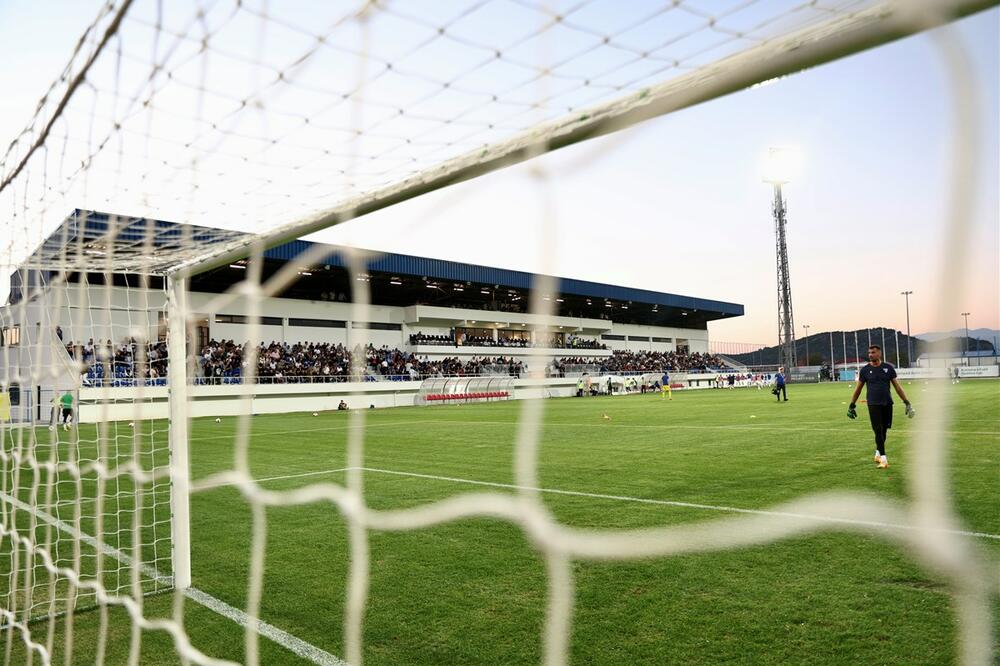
[0,209,739,419]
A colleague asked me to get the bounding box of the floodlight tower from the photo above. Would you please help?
[764,149,797,370]
[961,312,971,361]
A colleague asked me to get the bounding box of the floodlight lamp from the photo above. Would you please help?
[762,147,800,184]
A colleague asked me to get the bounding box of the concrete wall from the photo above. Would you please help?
[78,381,423,422]
[77,377,582,423]
[6,284,165,347]
[75,372,796,423]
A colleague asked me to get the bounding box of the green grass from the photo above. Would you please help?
[2,380,998,664]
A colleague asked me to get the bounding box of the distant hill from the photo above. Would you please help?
[917,328,1000,343]
[726,328,995,367]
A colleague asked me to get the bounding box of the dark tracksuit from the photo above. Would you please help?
[859,362,897,456]
[774,373,786,401]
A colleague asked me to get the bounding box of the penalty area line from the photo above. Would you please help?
[182,465,1000,541]
[194,467,352,490]
[183,588,348,666]
[0,490,346,666]
[357,467,1000,541]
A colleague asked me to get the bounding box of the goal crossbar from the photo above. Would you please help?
[167,0,999,280]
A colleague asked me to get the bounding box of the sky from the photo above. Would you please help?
[0,1,997,345]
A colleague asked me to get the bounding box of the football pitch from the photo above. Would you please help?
[5,380,999,664]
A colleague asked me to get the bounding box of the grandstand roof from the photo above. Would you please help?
[21,210,245,275]
[14,210,743,328]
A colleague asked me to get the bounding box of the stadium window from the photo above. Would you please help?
[627,336,650,342]
[216,314,282,325]
[288,318,346,328]
[351,322,402,331]
[601,334,625,341]
[2,326,20,346]
[652,337,672,343]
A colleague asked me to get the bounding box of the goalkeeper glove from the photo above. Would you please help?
[905,401,915,419]
[847,404,857,420]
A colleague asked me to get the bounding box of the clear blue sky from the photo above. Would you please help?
[1,2,997,344]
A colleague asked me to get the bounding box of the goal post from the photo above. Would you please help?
[166,276,191,591]
[0,1,995,664]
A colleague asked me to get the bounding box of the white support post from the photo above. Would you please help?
[167,276,192,589]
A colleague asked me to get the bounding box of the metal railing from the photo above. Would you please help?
[79,371,528,387]
[549,365,730,378]
[413,340,608,350]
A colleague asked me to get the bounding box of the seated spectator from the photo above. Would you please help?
[409,331,454,346]
[552,349,725,375]
[73,334,534,385]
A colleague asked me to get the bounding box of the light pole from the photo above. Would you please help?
[961,312,971,364]
[802,324,810,366]
[829,331,835,381]
[901,291,913,367]
[764,148,798,371]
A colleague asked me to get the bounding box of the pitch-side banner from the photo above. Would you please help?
[895,366,999,379]
[896,368,949,379]
[958,365,999,378]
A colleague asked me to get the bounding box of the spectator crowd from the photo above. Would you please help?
[205,340,526,383]
[69,336,718,386]
[69,338,529,384]
[67,338,170,386]
[412,330,606,350]
[550,350,725,376]
[409,332,453,346]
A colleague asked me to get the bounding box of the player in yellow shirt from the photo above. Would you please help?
[660,372,672,400]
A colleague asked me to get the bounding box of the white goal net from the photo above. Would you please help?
[0,1,994,664]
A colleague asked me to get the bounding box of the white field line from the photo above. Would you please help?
[26,419,996,448]
[186,420,433,443]
[21,419,431,444]
[195,467,351,490]
[0,491,346,666]
[66,468,352,503]
[179,464,1000,541]
[421,420,1000,436]
[356,467,1000,542]
[182,589,348,666]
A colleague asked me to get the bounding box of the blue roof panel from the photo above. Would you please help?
[263,239,743,317]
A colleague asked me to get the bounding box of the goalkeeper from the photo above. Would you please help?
[846,345,914,469]
[59,390,75,430]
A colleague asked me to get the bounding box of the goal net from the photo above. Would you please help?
[0,1,994,664]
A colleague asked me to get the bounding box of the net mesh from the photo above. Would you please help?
[4,0,984,274]
[0,0,994,664]
[0,271,174,661]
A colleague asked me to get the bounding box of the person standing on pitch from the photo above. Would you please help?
[60,390,75,430]
[847,344,915,469]
[774,367,787,402]
[660,371,671,400]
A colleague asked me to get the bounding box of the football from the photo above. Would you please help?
[313,412,318,417]
[215,417,221,423]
